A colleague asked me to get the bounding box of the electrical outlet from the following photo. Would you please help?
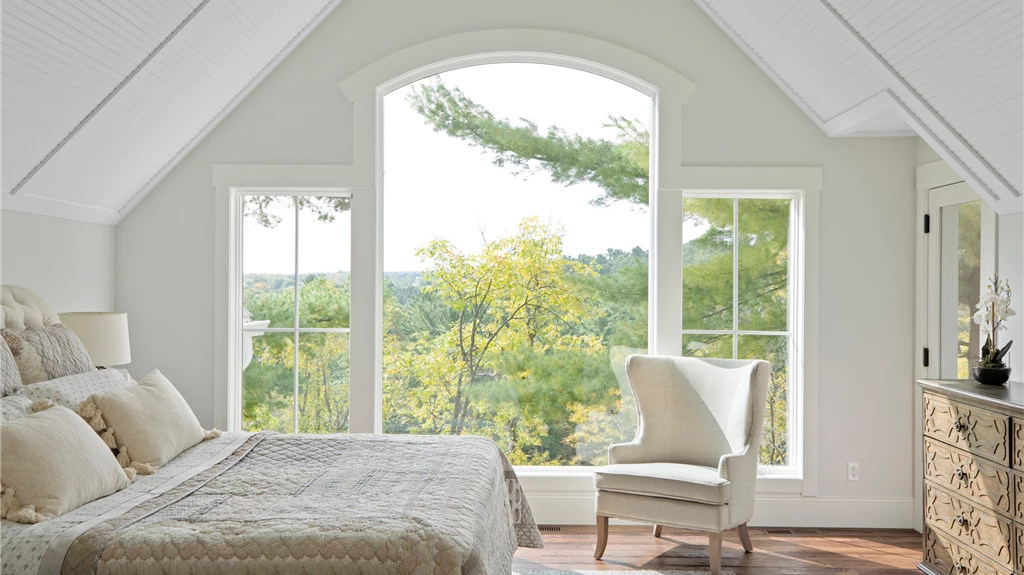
[848,462,860,481]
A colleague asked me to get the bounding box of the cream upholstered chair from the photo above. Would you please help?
[593,355,770,574]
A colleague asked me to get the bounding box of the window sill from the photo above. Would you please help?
[514,466,806,495]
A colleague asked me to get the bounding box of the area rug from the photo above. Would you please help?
[520,564,729,568]
[516,570,736,575]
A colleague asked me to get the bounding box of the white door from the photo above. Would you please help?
[926,182,994,380]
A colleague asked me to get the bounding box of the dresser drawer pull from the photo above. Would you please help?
[955,467,967,481]
[954,559,967,573]
[954,419,967,433]
[956,512,968,527]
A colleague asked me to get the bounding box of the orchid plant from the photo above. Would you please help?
[973,277,1015,368]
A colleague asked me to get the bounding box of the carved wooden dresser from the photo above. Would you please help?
[919,379,1024,575]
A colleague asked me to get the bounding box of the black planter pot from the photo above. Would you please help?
[971,366,1012,385]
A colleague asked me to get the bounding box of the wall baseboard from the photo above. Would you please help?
[524,489,915,529]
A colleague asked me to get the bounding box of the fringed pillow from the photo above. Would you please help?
[0,403,132,524]
[83,370,219,472]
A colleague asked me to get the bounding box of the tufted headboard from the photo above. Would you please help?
[1,285,61,331]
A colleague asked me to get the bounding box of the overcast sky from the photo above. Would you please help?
[244,63,653,275]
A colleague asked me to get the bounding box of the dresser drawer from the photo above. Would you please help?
[925,438,1013,517]
[924,526,1011,575]
[1015,471,1024,522]
[924,393,1011,467]
[925,483,1014,570]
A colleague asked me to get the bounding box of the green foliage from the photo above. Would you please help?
[408,79,650,207]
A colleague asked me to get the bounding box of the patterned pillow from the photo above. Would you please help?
[1,325,95,384]
[1,395,33,423]
[1,337,22,396]
[16,369,133,413]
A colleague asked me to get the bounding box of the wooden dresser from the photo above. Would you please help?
[919,379,1024,575]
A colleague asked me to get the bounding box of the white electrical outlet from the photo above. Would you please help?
[848,462,860,481]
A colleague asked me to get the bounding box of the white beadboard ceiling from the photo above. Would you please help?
[2,0,341,224]
[694,0,1023,214]
[1,0,1021,221]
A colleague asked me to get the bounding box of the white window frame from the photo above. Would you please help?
[671,167,821,496]
[213,165,378,433]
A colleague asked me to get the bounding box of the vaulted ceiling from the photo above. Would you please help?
[1,0,340,224]
[694,0,1023,213]
[2,0,1021,223]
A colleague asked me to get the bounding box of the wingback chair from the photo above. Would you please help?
[593,355,770,575]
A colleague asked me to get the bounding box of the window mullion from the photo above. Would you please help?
[732,198,739,359]
[293,197,300,434]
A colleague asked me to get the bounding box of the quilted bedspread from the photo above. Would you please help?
[1,432,542,575]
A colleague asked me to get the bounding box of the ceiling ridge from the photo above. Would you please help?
[114,0,346,219]
[8,0,212,197]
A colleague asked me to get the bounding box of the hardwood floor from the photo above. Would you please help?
[513,526,923,574]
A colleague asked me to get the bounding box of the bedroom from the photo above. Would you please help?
[1,1,1022,574]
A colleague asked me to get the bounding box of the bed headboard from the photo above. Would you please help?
[1,285,61,331]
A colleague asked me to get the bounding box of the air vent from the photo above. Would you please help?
[538,526,562,532]
[765,528,823,536]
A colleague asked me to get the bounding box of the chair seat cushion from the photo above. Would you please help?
[595,463,731,505]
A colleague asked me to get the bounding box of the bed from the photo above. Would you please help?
[1,286,542,575]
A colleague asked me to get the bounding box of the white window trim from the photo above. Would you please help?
[672,167,821,496]
[213,164,379,433]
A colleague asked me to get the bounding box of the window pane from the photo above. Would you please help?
[297,332,350,433]
[683,198,734,330]
[683,333,733,359]
[737,198,790,332]
[242,332,295,433]
[298,197,351,329]
[381,63,651,466]
[738,334,789,466]
[939,200,982,379]
[243,196,295,329]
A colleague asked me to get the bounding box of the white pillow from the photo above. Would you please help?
[87,370,209,468]
[17,369,134,415]
[1,405,132,523]
[0,395,33,423]
[0,338,22,397]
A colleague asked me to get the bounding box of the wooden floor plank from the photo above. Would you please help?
[514,526,922,574]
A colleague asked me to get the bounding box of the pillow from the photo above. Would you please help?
[0,337,22,396]
[1,405,132,523]
[17,369,133,415]
[1,325,95,384]
[85,370,214,468]
[1,395,33,423]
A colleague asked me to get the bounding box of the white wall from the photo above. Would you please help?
[999,213,1023,377]
[116,0,919,525]
[2,210,115,313]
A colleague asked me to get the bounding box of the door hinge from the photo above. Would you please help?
[924,214,930,233]
[923,347,930,367]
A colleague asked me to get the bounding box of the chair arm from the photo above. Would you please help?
[608,441,649,465]
[718,445,758,482]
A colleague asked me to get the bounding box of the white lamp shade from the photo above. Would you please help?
[58,312,131,366]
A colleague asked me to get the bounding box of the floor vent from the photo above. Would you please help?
[538,526,562,532]
[764,528,823,536]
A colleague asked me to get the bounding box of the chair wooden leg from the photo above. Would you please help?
[594,515,609,559]
[737,523,753,552]
[653,524,663,538]
[708,532,722,575]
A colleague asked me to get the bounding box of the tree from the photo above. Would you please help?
[384,218,602,460]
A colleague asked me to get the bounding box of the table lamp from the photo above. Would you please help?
[58,312,131,367]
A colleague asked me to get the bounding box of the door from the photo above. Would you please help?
[926,182,994,379]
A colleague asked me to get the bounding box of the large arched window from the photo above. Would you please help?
[380,63,652,466]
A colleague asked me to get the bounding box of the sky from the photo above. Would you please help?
[244,63,653,275]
